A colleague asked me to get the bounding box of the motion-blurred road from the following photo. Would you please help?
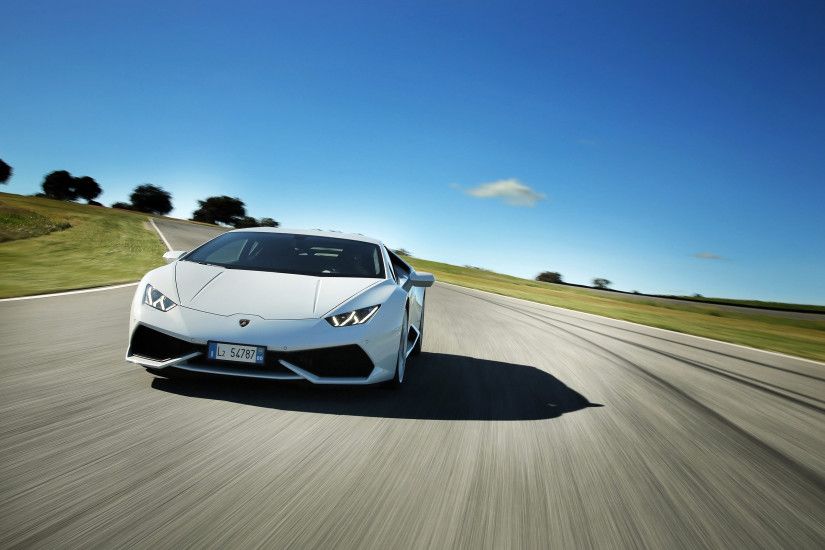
[1,219,823,549]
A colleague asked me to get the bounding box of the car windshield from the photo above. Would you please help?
[183,232,385,278]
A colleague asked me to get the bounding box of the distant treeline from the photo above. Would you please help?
[0,158,278,229]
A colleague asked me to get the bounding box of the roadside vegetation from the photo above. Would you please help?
[669,295,825,313]
[191,195,279,228]
[112,184,174,214]
[1,158,279,228]
[0,159,11,184]
[401,254,825,362]
[0,203,71,242]
[0,193,165,298]
[533,267,825,313]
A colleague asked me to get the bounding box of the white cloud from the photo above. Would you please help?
[459,179,546,207]
[693,252,724,260]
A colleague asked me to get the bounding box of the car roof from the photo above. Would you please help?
[227,227,385,246]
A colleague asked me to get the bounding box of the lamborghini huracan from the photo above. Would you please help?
[126,228,434,386]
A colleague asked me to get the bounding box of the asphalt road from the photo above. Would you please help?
[152,217,227,250]
[1,220,823,549]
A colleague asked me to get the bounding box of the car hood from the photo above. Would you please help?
[174,261,382,319]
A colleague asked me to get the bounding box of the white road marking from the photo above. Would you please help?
[149,218,173,251]
[0,282,139,302]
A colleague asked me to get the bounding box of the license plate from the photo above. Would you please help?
[207,341,266,365]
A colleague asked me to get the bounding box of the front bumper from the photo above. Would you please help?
[126,304,400,384]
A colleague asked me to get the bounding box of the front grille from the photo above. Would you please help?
[130,325,374,378]
[281,345,375,378]
[129,325,200,361]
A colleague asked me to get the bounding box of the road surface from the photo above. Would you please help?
[1,219,823,549]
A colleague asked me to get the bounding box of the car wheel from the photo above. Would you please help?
[387,310,409,388]
[411,294,424,356]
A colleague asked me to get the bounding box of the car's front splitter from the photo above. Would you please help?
[127,305,401,384]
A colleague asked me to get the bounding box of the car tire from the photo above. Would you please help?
[385,310,409,389]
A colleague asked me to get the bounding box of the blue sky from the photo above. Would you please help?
[2,1,824,303]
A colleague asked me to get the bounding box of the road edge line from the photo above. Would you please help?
[149,217,173,251]
[0,282,140,302]
[437,281,825,367]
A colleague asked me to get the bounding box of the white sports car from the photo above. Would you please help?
[126,228,434,386]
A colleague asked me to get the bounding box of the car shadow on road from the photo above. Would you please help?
[150,351,603,421]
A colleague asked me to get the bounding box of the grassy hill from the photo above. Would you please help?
[0,193,165,297]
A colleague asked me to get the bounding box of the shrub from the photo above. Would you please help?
[536,271,563,284]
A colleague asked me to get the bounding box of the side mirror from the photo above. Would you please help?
[163,250,187,263]
[409,271,435,288]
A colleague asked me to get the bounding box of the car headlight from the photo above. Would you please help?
[326,305,380,327]
[143,284,177,312]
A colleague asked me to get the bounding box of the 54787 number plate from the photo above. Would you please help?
[207,341,266,365]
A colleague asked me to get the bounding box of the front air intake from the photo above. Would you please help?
[282,345,375,378]
[128,325,200,361]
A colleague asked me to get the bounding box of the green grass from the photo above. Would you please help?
[402,255,825,363]
[0,203,71,242]
[0,193,165,298]
[669,294,825,313]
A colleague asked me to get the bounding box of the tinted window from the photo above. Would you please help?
[184,232,385,278]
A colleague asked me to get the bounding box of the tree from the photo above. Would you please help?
[42,170,78,200]
[130,184,173,214]
[592,278,612,289]
[232,216,279,228]
[191,196,246,225]
[232,216,258,228]
[75,176,102,203]
[536,271,563,284]
[393,248,412,256]
[41,170,104,202]
[111,202,133,210]
[0,159,11,184]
